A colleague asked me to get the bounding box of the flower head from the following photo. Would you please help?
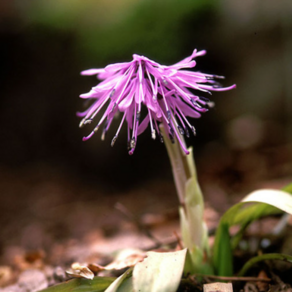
[79,49,236,155]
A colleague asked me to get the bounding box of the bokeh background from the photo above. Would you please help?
[0,0,292,265]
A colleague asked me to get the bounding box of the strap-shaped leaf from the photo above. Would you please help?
[40,277,115,292]
[105,268,133,292]
[213,188,292,276]
[133,249,187,292]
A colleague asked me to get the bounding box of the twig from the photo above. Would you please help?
[189,274,271,283]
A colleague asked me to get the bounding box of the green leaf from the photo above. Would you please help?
[105,268,133,292]
[116,277,133,292]
[212,223,233,276]
[133,249,187,292]
[282,182,292,194]
[238,253,292,276]
[213,189,292,276]
[40,277,115,292]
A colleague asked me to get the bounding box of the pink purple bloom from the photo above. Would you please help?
[79,49,236,155]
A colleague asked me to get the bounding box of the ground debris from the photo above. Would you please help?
[0,270,48,292]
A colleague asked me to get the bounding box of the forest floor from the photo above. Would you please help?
[0,142,292,292]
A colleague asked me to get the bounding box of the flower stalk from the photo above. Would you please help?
[161,125,212,274]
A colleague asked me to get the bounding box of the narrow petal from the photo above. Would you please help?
[81,69,105,75]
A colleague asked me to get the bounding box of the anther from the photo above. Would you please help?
[93,125,99,133]
[130,138,136,149]
[151,130,156,140]
[167,110,171,121]
[111,135,118,147]
[110,89,116,97]
[199,96,210,102]
[101,131,106,141]
[191,98,197,107]
[185,128,190,138]
[83,119,93,125]
[191,126,196,136]
[162,79,168,85]
[177,125,184,135]
[136,111,141,122]
[213,75,225,79]
[191,99,203,109]
[79,118,86,128]
[111,103,117,113]
[169,125,174,136]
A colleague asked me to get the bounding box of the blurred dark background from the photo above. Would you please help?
[0,0,292,263]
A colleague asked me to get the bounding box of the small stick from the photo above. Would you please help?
[190,274,271,282]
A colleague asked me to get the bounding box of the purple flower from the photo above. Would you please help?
[79,49,236,155]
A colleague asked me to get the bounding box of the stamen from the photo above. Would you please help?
[101,119,111,141]
[153,119,163,143]
[190,98,208,112]
[160,82,171,119]
[111,112,127,147]
[153,78,158,102]
[84,119,93,125]
[130,137,136,149]
[148,110,156,140]
[109,89,116,97]
[162,78,168,85]
[110,102,117,113]
[177,107,196,136]
[82,124,99,141]
[173,105,187,130]
[177,125,185,135]
[169,125,174,136]
[212,74,225,79]
[136,111,141,122]
[199,96,210,102]
[111,135,118,147]
[79,118,92,128]
[84,93,111,122]
[170,120,190,155]
[191,98,202,108]
[176,76,211,93]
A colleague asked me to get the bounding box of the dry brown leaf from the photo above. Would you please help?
[66,263,94,280]
[256,270,270,292]
[0,266,13,287]
[104,248,145,270]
